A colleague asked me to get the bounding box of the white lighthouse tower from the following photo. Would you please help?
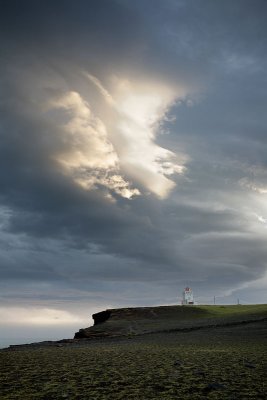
[182,287,194,305]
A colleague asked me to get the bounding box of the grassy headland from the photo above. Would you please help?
[75,304,267,338]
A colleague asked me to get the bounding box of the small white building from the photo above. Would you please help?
[182,287,194,305]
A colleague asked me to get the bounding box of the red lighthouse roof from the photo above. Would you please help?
[185,287,191,291]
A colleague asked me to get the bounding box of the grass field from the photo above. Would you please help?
[195,304,267,316]
[0,305,266,399]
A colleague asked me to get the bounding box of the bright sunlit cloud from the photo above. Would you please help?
[47,90,140,199]
[256,214,267,224]
[84,72,115,106]
[112,78,187,197]
[46,75,187,199]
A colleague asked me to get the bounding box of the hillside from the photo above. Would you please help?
[74,304,267,339]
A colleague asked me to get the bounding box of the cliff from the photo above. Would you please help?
[74,304,267,339]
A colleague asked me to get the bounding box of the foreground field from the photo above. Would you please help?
[0,319,266,399]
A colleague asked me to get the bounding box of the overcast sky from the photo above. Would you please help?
[0,0,267,344]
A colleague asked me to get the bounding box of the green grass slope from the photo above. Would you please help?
[75,304,267,338]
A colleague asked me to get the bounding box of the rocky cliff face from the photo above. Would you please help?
[74,310,112,339]
[73,305,209,339]
[92,310,111,325]
[74,304,267,339]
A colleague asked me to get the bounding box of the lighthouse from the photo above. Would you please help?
[182,287,194,305]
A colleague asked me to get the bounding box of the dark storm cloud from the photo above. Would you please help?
[0,0,267,313]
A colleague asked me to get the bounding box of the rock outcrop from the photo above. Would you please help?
[93,310,111,325]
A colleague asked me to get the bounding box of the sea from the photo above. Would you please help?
[0,325,80,349]
[0,336,65,349]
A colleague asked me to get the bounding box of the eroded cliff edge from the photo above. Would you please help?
[74,304,267,339]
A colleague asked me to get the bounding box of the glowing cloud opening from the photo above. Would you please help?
[46,74,187,200]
